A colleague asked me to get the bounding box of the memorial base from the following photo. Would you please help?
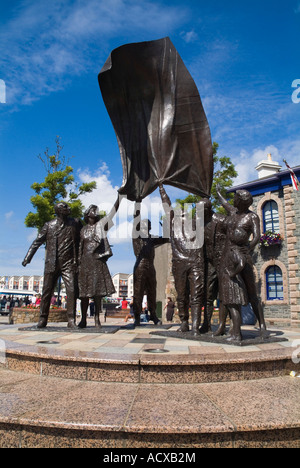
[0,323,299,448]
[151,327,288,347]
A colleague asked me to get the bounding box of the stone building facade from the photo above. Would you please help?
[0,275,44,295]
[229,157,300,328]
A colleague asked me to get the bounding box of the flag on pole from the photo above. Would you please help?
[283,159,299,191]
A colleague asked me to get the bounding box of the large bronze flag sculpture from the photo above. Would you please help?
[98,37,213,201]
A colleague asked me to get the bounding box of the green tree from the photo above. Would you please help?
[175,142,237,214]
[25,137,97,231]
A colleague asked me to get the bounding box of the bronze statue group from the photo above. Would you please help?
[159,183,266,342]
[21,38,269,342]
[23,183,267,342]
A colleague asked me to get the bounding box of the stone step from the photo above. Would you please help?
[3,339,297,384]
[0,368,299,448]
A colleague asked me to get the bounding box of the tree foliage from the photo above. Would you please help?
[175,142,237,214]
[25,137,96,231]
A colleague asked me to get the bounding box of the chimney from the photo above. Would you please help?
[255,153,282,179]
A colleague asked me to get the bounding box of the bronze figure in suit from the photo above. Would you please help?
[22,202,82,329]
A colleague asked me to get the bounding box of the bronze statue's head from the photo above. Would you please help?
[234,190,253,211]
[55,202,71,217]
[84,205,101,224]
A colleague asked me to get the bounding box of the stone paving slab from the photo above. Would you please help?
[0,368,299,447]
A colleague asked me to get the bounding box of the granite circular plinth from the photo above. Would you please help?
[1,322,299,384]
[0,321,299,448]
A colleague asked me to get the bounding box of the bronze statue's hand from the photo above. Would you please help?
[249,241,257,252]
[22,259,29,267]
[135,199,142,207]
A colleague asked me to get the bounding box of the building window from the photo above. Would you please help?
[266,266,284,300]
[263,201,280,232]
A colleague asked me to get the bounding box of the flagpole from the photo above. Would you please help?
[283,159,299,192]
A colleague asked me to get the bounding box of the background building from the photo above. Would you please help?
[0,275,63,298]
[111,273,133,299]
[0,275,44,296]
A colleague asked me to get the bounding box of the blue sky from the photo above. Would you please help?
[0,0,299,278]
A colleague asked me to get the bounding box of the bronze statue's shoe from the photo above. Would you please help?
[259,326,268,338]
[67,319,76,329]
[178,321,189,333]
[199,324,212,334]
[37,318,47,329]
[213,326,226,337]
[134,314,141,327]
[77,320,87,329]
[226,334,242,343]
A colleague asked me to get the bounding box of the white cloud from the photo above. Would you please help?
[180,30,198,43]
[234,145,280,185]
[0,0,188,106]
[233,141,300,186]
[78,163,120,210]
[0,79,6,104]
[27,230,38,243]
[0,243,45,277]
[61,0,184,38]
[5,211,14,220]
[4,211,20,231]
